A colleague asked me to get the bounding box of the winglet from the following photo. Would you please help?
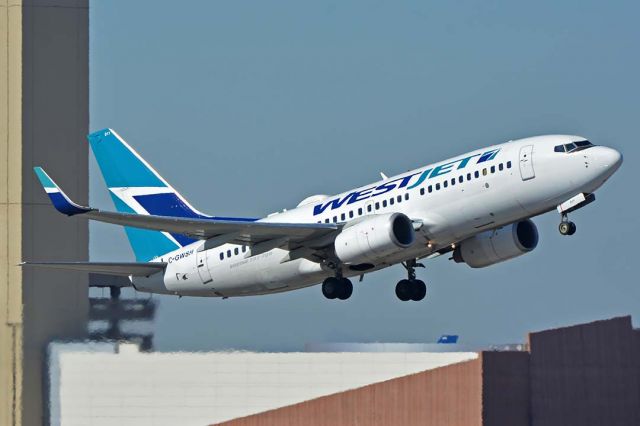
[34,167,93,216]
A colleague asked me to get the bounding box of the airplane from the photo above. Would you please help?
[23,129,622,302]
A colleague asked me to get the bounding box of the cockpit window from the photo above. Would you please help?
[554,140,595,154]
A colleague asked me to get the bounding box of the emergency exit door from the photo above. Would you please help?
[519,145,535,181]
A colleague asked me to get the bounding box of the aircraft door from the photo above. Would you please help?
[519,145,535,181]
[196,249,213,284]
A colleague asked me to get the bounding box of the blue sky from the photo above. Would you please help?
[89,0,639,351]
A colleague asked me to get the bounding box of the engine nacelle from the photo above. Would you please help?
[334,213,415,265]
[453,219,539,268]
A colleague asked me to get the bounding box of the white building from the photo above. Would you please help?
[49,342,477,426]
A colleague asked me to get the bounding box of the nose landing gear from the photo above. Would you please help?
[396,259,427,301]
[559,214,577,236]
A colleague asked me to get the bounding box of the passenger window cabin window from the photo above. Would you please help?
[382,200,387,208]
[349,211,354,219]
[325,218,329,223]
[499,163,504,171]
[358,208,363,215]
[444,181,448,188]
[467,173,472,181]
[242,246,247,253]
[507,161,512,168]
[436,183,441,190]
[474,171,480,178]
[405,193,409,201]
[482,168,487,176]
[234,247,239,255]
[428,185,433,193]
[490,166,495,173]
[219,252,224,260]
[397,195,402,203]
[390,198,394,205]
[375,202,380,210]
[341,213,346,221]
[459,176,464,184]
[227,250,231,258]
[333,216,337,223]
[420,188,425,195]
[367,205,372,212]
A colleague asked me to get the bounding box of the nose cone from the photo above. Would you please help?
[598,146,623,172]
[591,146,623,180]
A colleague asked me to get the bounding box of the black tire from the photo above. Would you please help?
[395,279,412,301]
[322,277,340,299]
[559,222,570,235]
[410,280,427,301]
[567,222,577,236]
[337,278,353,300]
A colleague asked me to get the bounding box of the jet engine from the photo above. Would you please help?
[334,213,415,265]
[453,219,539,268]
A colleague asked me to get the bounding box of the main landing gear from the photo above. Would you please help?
[322,276,353,300]
[396,259,426,302]
[558,214,577,236]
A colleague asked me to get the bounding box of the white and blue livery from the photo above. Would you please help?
[24,129,622,301]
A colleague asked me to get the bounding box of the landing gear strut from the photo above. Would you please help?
[559,214,577,236]
[396,260,427,302]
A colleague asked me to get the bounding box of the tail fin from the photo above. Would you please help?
[88,129,204,261]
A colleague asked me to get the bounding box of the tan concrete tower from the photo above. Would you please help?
[0,1,88,425]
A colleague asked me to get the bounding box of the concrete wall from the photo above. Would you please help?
[528,316,640,426]
[0,0,88,424]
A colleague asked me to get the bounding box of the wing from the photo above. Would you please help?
[34,167,339,250]
[20,261,166,277]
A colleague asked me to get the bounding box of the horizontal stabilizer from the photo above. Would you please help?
[20,261,166,277]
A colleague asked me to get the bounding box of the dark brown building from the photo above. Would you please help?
[217,316,640,426]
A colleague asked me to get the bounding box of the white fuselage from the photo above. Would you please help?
[132,135,622,297]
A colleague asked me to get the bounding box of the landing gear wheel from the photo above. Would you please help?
[559,221,576,236]
[410,280,427,301]
[322,277,340,299]
[395,279,412,301]
[337,278,353,300]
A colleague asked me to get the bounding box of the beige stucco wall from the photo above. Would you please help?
[0,0,88,424]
